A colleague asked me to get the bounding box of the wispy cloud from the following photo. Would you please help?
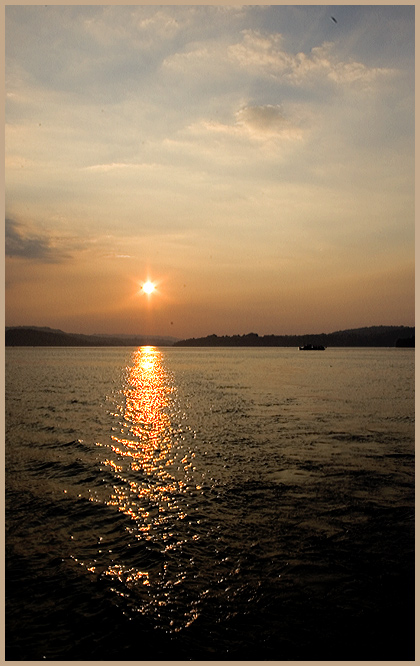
[162,28,397,93]
[82,162,161,172]
[229,31,397,88]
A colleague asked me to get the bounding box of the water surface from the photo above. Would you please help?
[6,346,415,660]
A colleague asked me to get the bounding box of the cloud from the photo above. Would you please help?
[164,29,390,91]
[101,252,133,259]
[82,7,181,50]
[83,162,161,172]
[5,218,69,262]
[182,103,304,153]
[235,104,303,140]
[229,31,397,88]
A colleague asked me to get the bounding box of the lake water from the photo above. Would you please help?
[5,346,415,660]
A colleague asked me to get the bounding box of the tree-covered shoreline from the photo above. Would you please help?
[174,326,414,348]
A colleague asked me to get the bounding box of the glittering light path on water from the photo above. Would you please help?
[106,346,180,530]
[92,347,201,631]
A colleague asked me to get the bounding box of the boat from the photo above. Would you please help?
[299,344,326,351]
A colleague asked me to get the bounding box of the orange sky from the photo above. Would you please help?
[5,5,414,338]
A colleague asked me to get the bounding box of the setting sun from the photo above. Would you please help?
[142,281,156,295]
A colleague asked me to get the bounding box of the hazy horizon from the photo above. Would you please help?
[6,5,414,338]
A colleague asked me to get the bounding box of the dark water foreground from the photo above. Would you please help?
[5,347,415,661]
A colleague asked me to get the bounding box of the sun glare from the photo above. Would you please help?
[142,281,156,295]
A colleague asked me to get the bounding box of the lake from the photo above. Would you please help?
[5,346,415,660]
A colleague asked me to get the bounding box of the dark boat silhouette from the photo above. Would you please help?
[299,344,326,351]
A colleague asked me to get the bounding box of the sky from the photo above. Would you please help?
[5,4,415,338]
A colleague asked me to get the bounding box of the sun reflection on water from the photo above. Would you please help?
[104,346,184,531]
[83,346,203,630]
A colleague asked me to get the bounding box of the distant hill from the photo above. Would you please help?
[173,326,415,348]
[5,326,178,347]
[5,325,415,348]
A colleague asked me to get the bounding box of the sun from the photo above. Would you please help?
[142,281,156,294]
